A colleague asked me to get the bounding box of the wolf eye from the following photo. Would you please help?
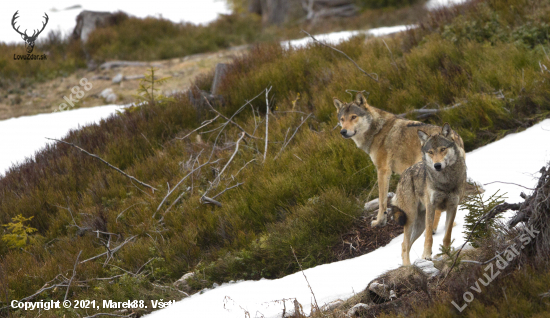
[351,115,357,120]
[428,151,434,155]
[440,147,446,152]
[340,117,344,122]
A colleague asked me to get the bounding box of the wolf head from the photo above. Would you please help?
[417,123,458,172]
[333,93,373,139]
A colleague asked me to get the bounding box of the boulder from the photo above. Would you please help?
[347,303,370,316]
[112,73,124,84]
[99,88,117,103]
[173,272,195,292]
[413,259,440,278]
[72,10,124,43]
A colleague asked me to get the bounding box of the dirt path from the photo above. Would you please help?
[0,46,248,121]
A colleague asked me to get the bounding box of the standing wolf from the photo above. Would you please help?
[334,93,465,229]
[390,123,467,265]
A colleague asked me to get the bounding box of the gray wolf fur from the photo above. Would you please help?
[333,93,465,230]
[390,123,467,265]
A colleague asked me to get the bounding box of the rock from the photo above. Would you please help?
[212,282,220,288]
[72,11,124,43]
[211,63,228,95]
[173,272,195,292]
[99,88,117,103]
[369,282,391,299]
[413,259,440,278]
[112,73,124,84]
[347,303,370,316]
[320,299,343,311]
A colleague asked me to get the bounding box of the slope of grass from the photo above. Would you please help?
[2,0,550,317]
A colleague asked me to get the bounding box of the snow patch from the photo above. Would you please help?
[0,105,125,175]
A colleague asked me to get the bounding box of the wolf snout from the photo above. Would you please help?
[434,163,442,171]
[340,129,351,138]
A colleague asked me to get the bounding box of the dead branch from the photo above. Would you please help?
[397,102,465,119]
[176,115,220,140]
[155,155,221,215]
[46,138,158,193]
[64,250,82,301]
[213,132,245,187]
[274,113,313,160]
[264,86,272,162]
[80,235,137,264]
[202,196,222,207]
[203,97,260,140]
[302,29,379,83]
[207,89,265,162]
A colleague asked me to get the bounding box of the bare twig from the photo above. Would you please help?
[202,97,260,140]
[483,181,535,190]
[176,115,220,140]
[64,250,82,301]
[233,159,256,179]
[80,236,137,264]
[382,39,399,72]
[213,133,245,186]
[331,205,361,221]
[155,155,221,215]
[274,113,313,160]
[264,86,272,162]
[207,89,265,162]
[46,138,158,193]
[291,246,320,311]
[302,29,379,82]
[116,202,147,223]
[212,182,244,200]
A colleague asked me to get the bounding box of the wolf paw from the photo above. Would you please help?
[422,254,432,261]
[371,218,387,228]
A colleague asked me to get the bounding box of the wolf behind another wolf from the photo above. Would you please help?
[390,123,467,265]
[333,93,466,230]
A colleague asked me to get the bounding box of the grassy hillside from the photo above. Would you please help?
[2,0,550,316]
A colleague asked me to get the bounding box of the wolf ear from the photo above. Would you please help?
[355,93,368,107]
[333,98,344,111]
[441,122,451,137]
[417,130,429,145]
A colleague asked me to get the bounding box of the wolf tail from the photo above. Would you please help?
[389,196,407,226]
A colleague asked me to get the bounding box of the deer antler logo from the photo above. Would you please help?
[11,10,49,54]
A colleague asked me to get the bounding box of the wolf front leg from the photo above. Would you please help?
[371,166,391,227]
[432,209,442,234]
[401,222,413,266]
[422,204,436,260]
[443,201,459,248]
